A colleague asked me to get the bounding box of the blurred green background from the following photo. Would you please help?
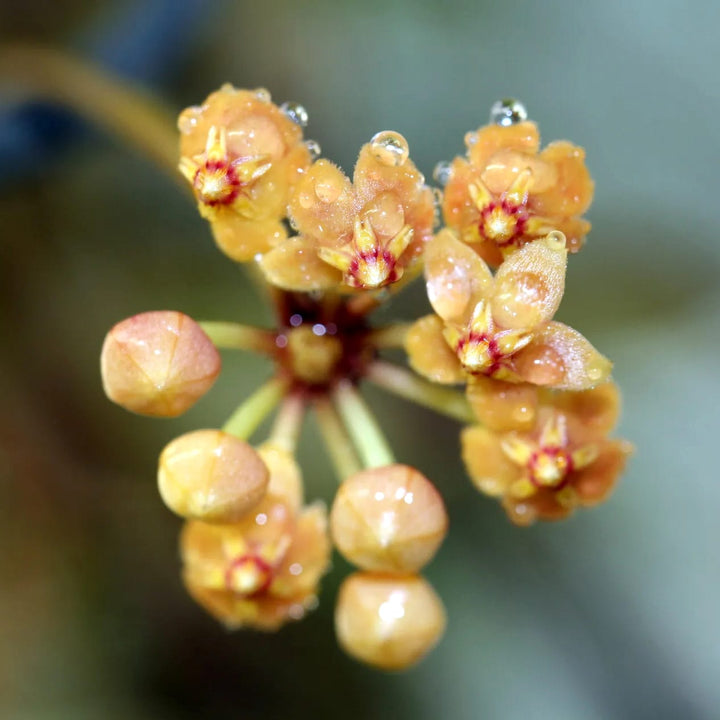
[1,1,718,718]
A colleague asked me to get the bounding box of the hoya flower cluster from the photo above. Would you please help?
[101,89,631,670]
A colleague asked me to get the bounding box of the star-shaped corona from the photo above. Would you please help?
[179,125,272,219]
[318,217,414,289]
[443,299,533,377]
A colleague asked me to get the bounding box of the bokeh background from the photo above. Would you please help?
[1,1,719,718]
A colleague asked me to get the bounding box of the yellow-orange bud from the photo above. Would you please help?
[100,311,220,417]
[158,430,269,522]
[335,572,446,670]
[330,464,447,573]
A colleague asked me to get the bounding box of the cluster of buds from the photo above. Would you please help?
[100,90,631,670]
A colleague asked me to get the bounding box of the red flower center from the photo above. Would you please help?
[194,159,243,207]
[527,446,574,488]
[478,198,528,247]
[225,554,274,597]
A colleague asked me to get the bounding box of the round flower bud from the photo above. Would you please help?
[158,430,269,522]
[335,572,446,670]
[101,311,220,417]
[330,464,447,573]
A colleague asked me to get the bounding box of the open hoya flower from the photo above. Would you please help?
[260,132,435,292]
[178,85,312,261]
[462,382,632,525]
[406,229,611,391]
[439,99,594,267]
[181,445,330,630]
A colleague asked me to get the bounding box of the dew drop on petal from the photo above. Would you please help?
[177,106,201,134]
[464,131,479,147]
[305,139,322,160]
[288,603,306,620]
[280,101,309,127]
[254,87,272,102]
[433,161,452,187]
[489,98,528,126]
[370,131,409,167]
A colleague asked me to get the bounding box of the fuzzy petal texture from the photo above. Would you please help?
[424,229,493,323]
[512,321,612,390]
[405,315,465,385]
[259,236,343,291]
[490,233,567,329]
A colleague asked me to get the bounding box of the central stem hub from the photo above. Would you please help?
[274,293,375,389]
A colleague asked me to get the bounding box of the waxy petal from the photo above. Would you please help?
[260,236,342,291]
[549,382,621,443]
[512,322,612,390]
[461,425,520,497]
[466,377,539,432]
[573,440,632,505]
[425,229,493,323]
[288,159,355,242]
[467,121,540,171]
[405,315,465,385]
[534,141,594,217]
[491,232,567,330]
[211,215,286,261]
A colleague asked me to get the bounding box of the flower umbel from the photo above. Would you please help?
[100,89,631,670]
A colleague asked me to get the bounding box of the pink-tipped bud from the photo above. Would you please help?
[335,572,446,670]
[100,311,220,417]
[330,464,448,573]
[158,430,269,522]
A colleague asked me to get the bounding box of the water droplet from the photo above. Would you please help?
[289,313,303,327]
[254,87,272,102]
[177,107,201,134]
[280,101,309,127]
[464,131,479,147]
[312,323,327,336]
[314,176,342,203]
[489,98,528,126]
[305,139,321,160]
[433,161,452,186]
[370,131,409,167]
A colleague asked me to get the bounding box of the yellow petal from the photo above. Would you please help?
[210,215,286,262]
[534,141,594,217]
[461,425,519,497]
[405,315,465,384]
[288,159,356,242]
[512,322,612,390]
[573,440,632,506]
[425,229,493,323]
[467,121,540,172]
[491,233,567,329]
[549,382,621,442]
[260,236,342,291]
[466,376,539,432]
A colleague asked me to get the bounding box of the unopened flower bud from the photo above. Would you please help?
[101,311,220,417]
[335,572,446,670]
[330,464,447,573]
[158,430,269,522]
